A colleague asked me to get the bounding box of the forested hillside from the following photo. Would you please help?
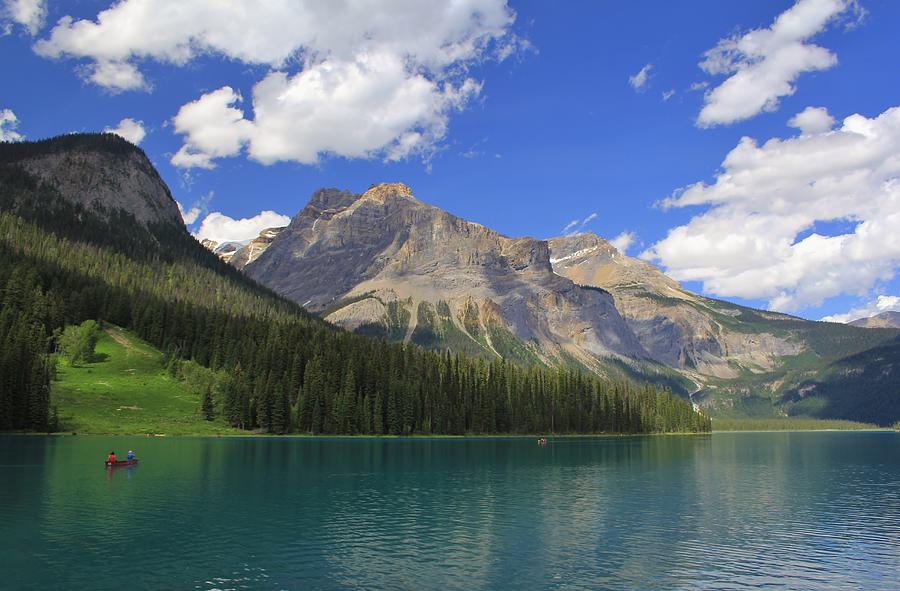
[0,134,709,434]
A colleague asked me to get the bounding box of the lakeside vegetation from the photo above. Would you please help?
[0,134,710,436]
[53,326,240,435]
[712,418,883,431]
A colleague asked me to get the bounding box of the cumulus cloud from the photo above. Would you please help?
[697,0,860,127]
[788,106,836,134]
[3,0,46,35]
[629,64,652,91]
[170,87,253,169]
[643,104,900,312]
[822,295,900,323]
[103,117,146,145]
[172,60,481,168]
[662,89,676,102]
[33,0,519,166]
[610,231,637,255]
[0,109,23,141]
[86,60,148,93]
[561,212,598,236]
[193,210,291,245]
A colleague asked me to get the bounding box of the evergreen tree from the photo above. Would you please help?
[201,386,215,421]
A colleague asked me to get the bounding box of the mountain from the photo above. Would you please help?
[780,335,900,425]
[0,134,705,435]
[849,311,900,329]
[243,185,900,424]
[548,233,803,378]
[202,239,246,263]
[204,227,286,269]
[547,232,900,421]
[0,133,182,227]
[245,183,653,374]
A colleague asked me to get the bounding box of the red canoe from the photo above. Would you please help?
[105,459,138,467]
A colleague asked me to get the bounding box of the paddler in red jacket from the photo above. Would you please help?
[107,451,116,464]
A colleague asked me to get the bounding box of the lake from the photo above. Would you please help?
[2,433,899,590]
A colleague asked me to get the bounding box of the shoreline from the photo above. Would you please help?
[3,429,893,438]
[2,430,712,439]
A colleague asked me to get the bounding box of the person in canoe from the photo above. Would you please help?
[127,450,135,461]
[107,451,116,463]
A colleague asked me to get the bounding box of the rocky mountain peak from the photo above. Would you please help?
[359,182,416,204]
[201,226,287,269]
[245,184,648,364]
[303,188,357,217]
[549,232,618,265]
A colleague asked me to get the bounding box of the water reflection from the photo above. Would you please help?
[1,433,898,590]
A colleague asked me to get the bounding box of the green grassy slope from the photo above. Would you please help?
[53,326,240,435]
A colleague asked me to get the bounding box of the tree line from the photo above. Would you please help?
[0,139,709,434]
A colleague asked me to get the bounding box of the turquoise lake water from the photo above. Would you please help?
[2,433,899,590]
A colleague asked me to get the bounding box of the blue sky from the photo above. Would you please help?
[2,0,899,322]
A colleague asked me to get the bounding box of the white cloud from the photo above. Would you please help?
[103,117,146,145]
[561,212,598,236]
[643,104,900,312]
[34,1,519,167]
[3,0,46,35]
[610,231,637,255]
[193,210,291,244]
[176,191,214,226]
[822,295,900,323]
[172,58,482,168]
[662,89,675,102]
[0,108,23,141]
[177,202,202,225]
[36,1,516,75]
[697,0,859,127]
[629,63,652,91]
[86,60,148,93]
[171,87,253,169]
[788,106,836,134]
[562,212,597,236]
[561,219,579,235]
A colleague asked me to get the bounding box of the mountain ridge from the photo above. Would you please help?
[849,311,900,329]
[239,183,900,424]
[1,134,708,435]
[246,183,651,371]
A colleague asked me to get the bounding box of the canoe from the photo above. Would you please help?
[105,459,138,467]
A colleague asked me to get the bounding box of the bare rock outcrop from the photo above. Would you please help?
[548,232,803,378]
[246,184,648,365]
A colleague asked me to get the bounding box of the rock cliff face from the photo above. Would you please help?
[8,134,183,227]
[246,183,647,367]
[548,233,803,378]
[230,227,285,270]
[202,227,285,267]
